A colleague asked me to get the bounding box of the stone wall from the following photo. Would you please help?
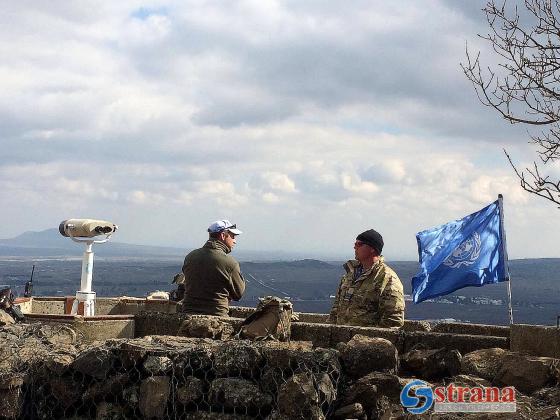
[1,319,559,419]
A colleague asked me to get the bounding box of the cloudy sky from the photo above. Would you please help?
[1,0,558,260]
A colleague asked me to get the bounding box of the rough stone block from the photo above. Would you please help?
[277,372,323,419]
[0,376,24,420]
[260,340,313,370]
[177,316,234,339]
[139,376,170,419]
[461,347,510,381]
[511,324,560,358]
[177,377,204,405]
[72,345,116,379]
[337,335,398,377]
[209,378,273,410]
[494,353,559,394]
[214,341,263,377]
[400,348,462,379]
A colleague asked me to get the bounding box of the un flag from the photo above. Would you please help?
[412,198,509,304]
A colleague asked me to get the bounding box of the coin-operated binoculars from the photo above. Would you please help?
[59,219,118,316]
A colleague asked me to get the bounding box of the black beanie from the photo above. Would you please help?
[356,229,384,254]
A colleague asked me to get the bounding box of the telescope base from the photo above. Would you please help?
[71,291,96,316]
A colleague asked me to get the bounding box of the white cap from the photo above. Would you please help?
[207,220,242,235]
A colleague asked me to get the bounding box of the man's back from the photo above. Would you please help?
[181,240,245,316]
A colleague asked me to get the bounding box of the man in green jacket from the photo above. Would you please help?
[329,229,405,328]
[181,220,245,316]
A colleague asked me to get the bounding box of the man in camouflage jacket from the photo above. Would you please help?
[329,229,405,328]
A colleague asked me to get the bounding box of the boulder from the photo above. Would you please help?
[0,309,15,326]
[315,373,337,406]
[143,355,173,374]
[83,373,130,401]
[44,350,76,375]
[49,376,82,409]
[461,347,510,381]
[332,403,365,420]
[494,353,559,394]
[209,378,273,410]
[122,385,139,408]
[72,345,116,379]
[400,348,462,379]
[446,374,492,388]
[0,375,24,419]
[341,372,408,415]
[533,386,560,406]
[337,335,398,378]
[260,341,313,370]
[139,376,170,419]
[183,413,253,420]
[177,316,234,339]
[260,367,286,395]
[95,402,125,420]
[214,341,263,378]
[277,372,323,419]
[177,377,204,405]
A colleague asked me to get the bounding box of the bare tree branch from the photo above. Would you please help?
[463,0,560,207]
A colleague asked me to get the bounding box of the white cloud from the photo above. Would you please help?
[0,1,559,259]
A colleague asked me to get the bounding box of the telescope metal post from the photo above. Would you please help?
[71,241,97,316]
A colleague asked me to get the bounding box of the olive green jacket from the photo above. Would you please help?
[181,240,245,316]
[328,257,404,328]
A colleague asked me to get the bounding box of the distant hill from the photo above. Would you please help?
[0,228,187,258]
[0,229,321,261]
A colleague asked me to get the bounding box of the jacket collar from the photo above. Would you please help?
[343,256,384,274]
[203,239,231,254]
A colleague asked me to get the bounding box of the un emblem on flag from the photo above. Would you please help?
[443,232,481,268]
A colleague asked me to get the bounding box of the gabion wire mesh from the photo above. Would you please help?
[0,322,341,419]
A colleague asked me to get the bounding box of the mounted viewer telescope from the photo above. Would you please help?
[59,219,117,238]
[59,219,118,316]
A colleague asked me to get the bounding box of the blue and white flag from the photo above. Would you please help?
[412,197,509,304]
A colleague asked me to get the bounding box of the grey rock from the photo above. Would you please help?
[332,403,365,420]
[72,346,115,379]
[260,367,286,395]
[139,376,170,419]
[446,374,492,388]
[95,402,124,420]
[277,372,323,419]
[315,373,336,406]
[341,372,411,415]
[461,347,510,381]
[143,355,173,374]
[177,315,234,339]
[209,377,273,410]
[122,385,139,407]
[260,340,313,370]
[0,376,24,420]
[494,353,559,394]
[0,309,15,326]
[337,335,398,378]
[83,373,130,401]
[533,386,560,406]
[183,413,253,420]
[44,348,77,375]
[214,341,263,377]
[176,377,204,405]
[50,376,82,409]
[401,348,462,379]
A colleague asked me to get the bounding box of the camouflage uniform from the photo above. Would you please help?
[329,257,404,328]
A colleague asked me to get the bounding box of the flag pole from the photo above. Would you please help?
[498,194,513,324]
